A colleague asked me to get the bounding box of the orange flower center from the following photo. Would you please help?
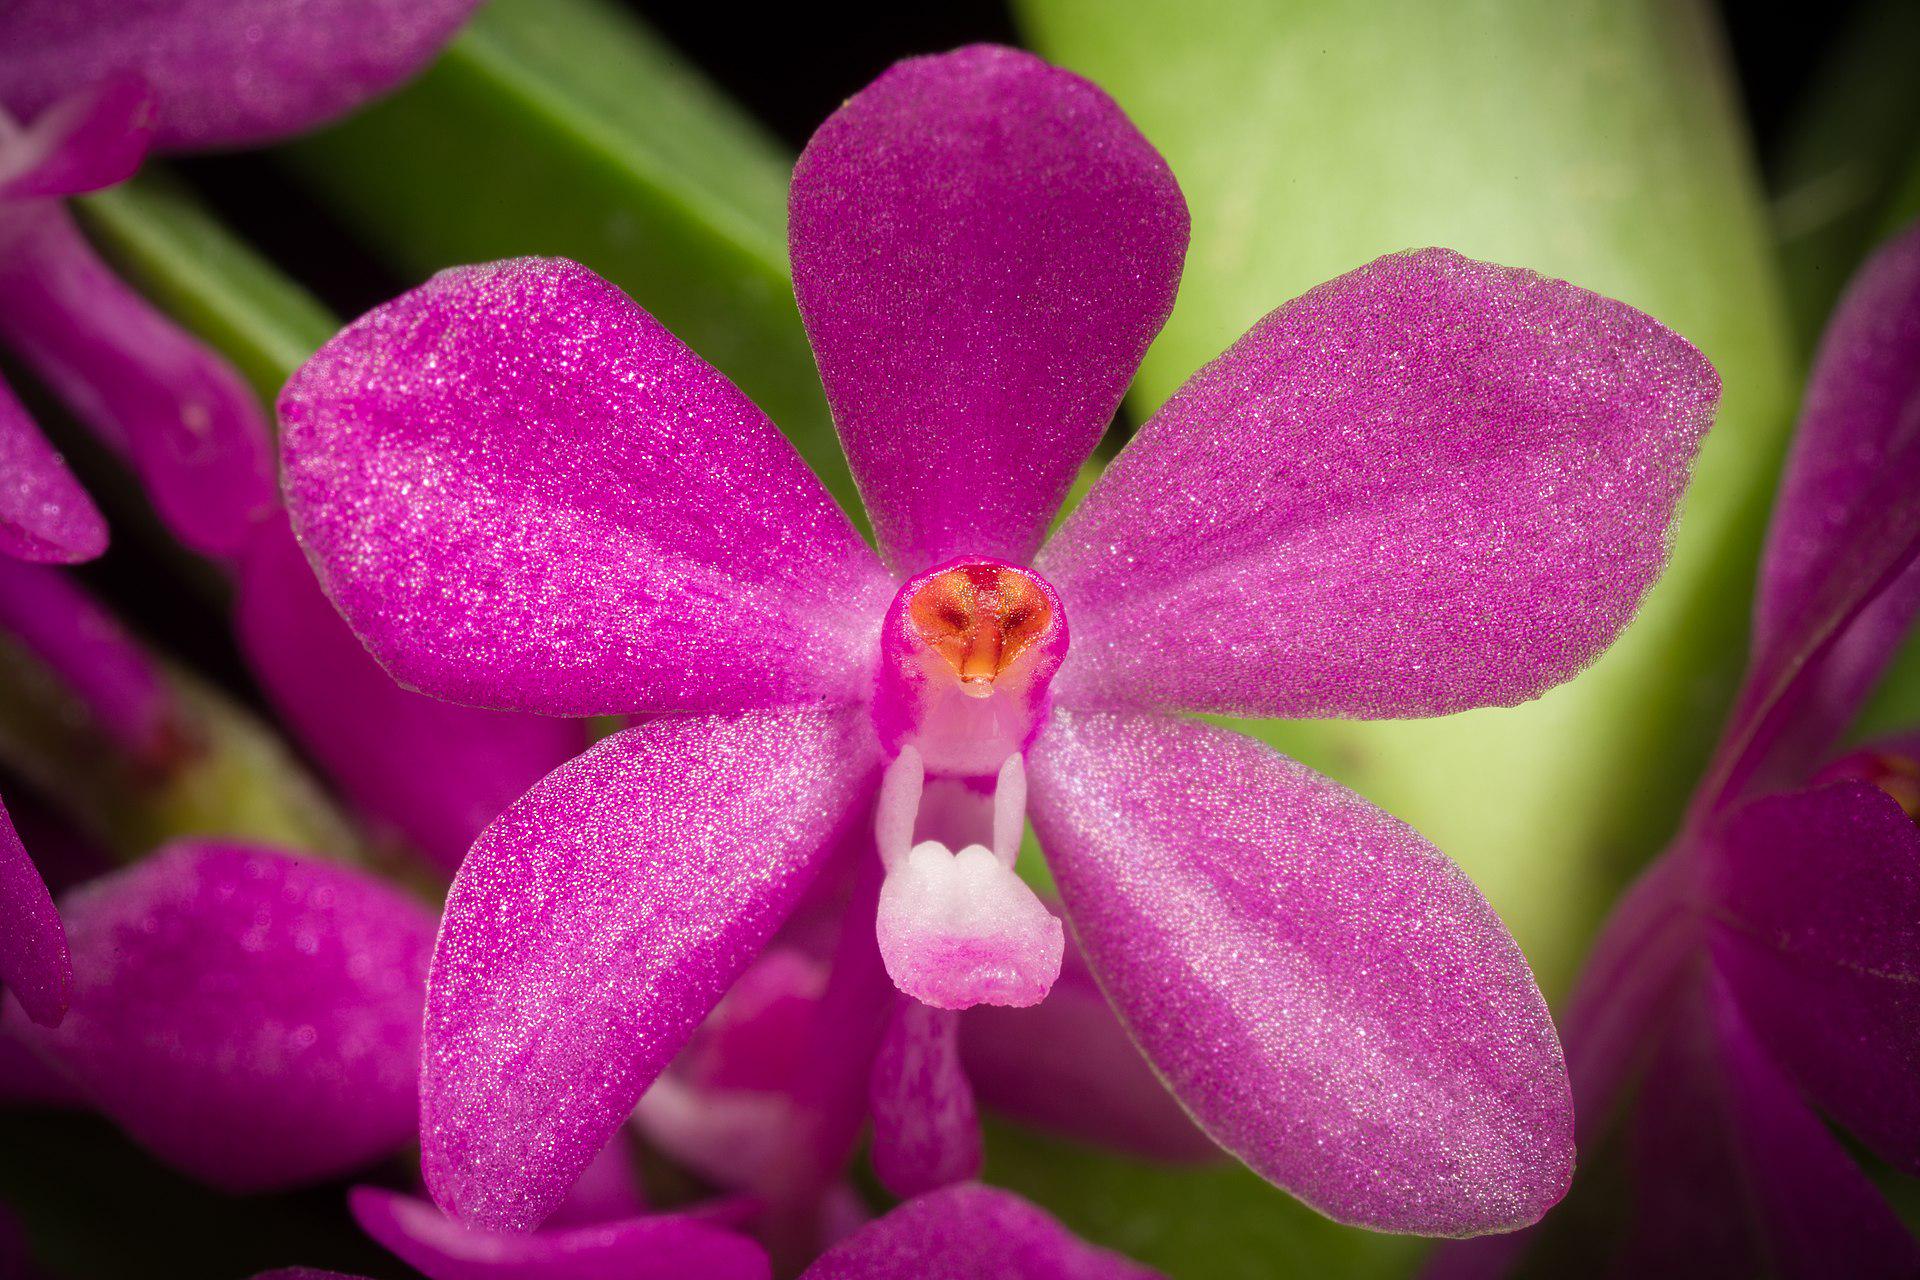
[905,564,1054,698]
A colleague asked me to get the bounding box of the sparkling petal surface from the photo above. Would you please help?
[421,711,876,1231]
[0,200,275,559]
[24,841,434,1190]
[1041,248,1715,720]
[0,559,175,762]
[0,0,479,151]
[234,517,583,871]
[800,1183,1164,1280]
[0,371,105,563]
[1706,781,1920,1173]
[349,1188,770,1280]
[281,257,891,718]
[1618,970,1919,1278]
[790,44,1188,574]
[868,997,981,1199]
[960,934,1216,1161]
[1027,709,1572,1235]
[0,794,70,1027]
[0,74,153,200]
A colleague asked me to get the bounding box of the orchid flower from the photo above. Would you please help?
[279,44,1717,1240]
[1433,221,1920,1278]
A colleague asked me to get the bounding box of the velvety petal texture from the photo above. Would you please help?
[421,711,876,1230]
[1706,782,1920,1173]
[350,1188,770,1280]
[0,373,105,563]
[0,560,176,762]
[22,841,435,1189]
[0,201,276,559]
[790,45,1188,573]
[1619,972,1919,1279]
[0,795,70,1027]
[868,998,982,1198]
[1041,248,1715,720]
[281,257,891,718]
[0,74,154,200]
[235,517,582,870]
[1028,710,1572,1235]
[801,1184,1163,1280]
[0,0,481,151]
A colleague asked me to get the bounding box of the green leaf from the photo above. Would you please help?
[275,0,855,514]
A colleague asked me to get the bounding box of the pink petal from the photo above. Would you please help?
[0,371,105,563]
[349,1188,770,1280]
[0,200,275,559]
[800,1183,1163,1280]
[0,1013,81,1105]
[234,516,583,872]
[869,997,981,1199]
[0,560,177,763]
[1618,970,1919,1277]
[421,711,875,1231]
[1027,710,1572,1236]
[1714,222,1920,800]
[960,937,1216,1162]
[789,45,1187,574]
[251,1271,375,1280]
[0,0,479,152]
[22,840,435,1190]
[0,74,153,201]
[281,257,891,719]
[0,794,70,1027]
[1706,780,1920,1173]
[1041,248,1715,720]
[541,1135,647,1229]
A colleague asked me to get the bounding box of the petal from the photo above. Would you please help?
[799,1183,1163,1280]
[234,517,582,872]
[0,0,479,152]
[251,1272,374,1280]
[869,997,981,1199]
[1706,780,1920,1173]
[23,840,435,1190]
[789,45,1188,574]
[1040,248,1716,720]
[0,794,70,1027]
[1027,709,1572,1236]
[0,560,177,762]
[0,74,154,201]
[281,257,891,719]
[1617,970,1919,1278]
[541,1135,647,1229]
[0,371,105,563]
[421,710,875,1231]
[875,841,1063,1010]
[960,935,1216,1162]
[349,1188,770,1280]
[0,201,276,559]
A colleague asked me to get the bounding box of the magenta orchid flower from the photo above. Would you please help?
[279,45,1717,1240]
[1434,221,1920,1279]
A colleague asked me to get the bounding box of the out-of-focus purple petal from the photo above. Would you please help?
[800,1183,1163,1280]
[234,517,582,871]
[0,1012,81,1105]
[251,1271,374,1280]
[281,257,891,719]
[869,997,981,1199]
[0,75,153,201]
[349,1187,770,1280]
[960,935,1215,1162]
[24,841,434,1190]
[789,45,1187,574]
[0,201,275,559]
[0,795,69,1027]
[541,1135,647,1229]
[421,712,875,1231]
[0,0,480,152]
[1041,248,1715,721]
[1706,781,1920,1173]
[0,372,105,564]
[1028,710,1572,1236]
[1618,971,1918,1278]
[0,560,176,763]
